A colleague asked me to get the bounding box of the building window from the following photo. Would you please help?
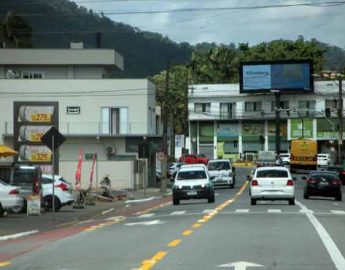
[101,107,128,135]
[66,106,80,114]
[271,101,289,111]
[298,100,316,117]
[220,103,235,119]
[195,103,211,114]
[22,72,44,79]
[326,99,338,109]
[245,102,262,112]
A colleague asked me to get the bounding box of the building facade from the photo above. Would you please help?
[186,81,343,161]
[0,44,162,188]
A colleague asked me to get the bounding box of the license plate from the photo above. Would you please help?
[319,181,328,186]
[187,191,197,196]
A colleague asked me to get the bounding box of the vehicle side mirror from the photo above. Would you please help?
[232,167,235,172]
[293,177,297,181]
[246,175,251,180]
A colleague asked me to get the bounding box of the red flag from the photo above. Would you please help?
[89,152,97,189]
[75,148,83,190]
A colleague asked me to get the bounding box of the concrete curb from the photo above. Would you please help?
[0,230,39,242]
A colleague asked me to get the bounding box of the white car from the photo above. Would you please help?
[0,180,24,215]
[250,166,295,205]
[278,153,290,165]
[207,159,235,188]
[172,164,215,205]
[317,153,332,167]
[41,174,74,211]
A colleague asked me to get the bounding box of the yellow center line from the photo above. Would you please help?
[182,229,193,236]
[0,262,11,267]
[152,251,167,261]
[192,223,202,228]
[168,239,181,247]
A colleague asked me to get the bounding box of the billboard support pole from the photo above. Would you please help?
[272,90,281,155]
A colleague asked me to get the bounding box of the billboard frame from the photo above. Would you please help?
[239,59,314,94]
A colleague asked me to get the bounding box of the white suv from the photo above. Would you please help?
[207,159,235,188]
[172,164,215,205]
[41,174,74,211]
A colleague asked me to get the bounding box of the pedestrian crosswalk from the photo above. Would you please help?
[135,209,345,218]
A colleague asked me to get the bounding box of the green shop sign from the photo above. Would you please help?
[290,119,313,139]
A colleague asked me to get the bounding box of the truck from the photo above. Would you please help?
[290,139,317,172]
[256,151,276,167]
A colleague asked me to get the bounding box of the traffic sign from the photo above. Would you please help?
[40,127,65,150]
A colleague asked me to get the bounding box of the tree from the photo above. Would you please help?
[0,11,33,48]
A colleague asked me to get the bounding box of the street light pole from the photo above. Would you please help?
[338,75,343,164]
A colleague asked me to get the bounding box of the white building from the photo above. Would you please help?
[186,81,343,161]
[0,44,162,189]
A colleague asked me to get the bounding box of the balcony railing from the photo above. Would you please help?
[3,121,160,136]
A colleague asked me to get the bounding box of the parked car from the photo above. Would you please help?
[0,180,24,216]
[207,159,235,188]
[178,154,208,165]
[325,165,345,185]
[250,166,295,205]
[256,151,276,167]
[0,164,42,212]
[302,171,342,201]
[317,153,333,167]
[172,164,215,205]
[169,162,185,181]
[41,174,74,211]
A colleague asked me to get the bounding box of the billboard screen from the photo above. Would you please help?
[240,60,313,93]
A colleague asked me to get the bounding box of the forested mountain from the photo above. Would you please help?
[1,0,345,78]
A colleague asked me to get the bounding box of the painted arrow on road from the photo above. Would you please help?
[218,261,263,270]
[124,220,165,226]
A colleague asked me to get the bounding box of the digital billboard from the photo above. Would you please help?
[239,60,314,93]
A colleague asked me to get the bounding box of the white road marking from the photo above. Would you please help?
[0,230,39,241]
[267,209,282,213]
[203,209,214,214]
[102,208,115,215]
[218,261,264,269]
[124,220,165,226]
[170,211,186,215]
[331,210,345,215]
[105,216,126,222]
[296,200,345,270]
[77,219,95,225]
[299,209,314,214]
[334,203,339,206]
[235,209,250,213]
[138,213,155,218]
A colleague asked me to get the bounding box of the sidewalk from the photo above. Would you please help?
[0,187,172,240]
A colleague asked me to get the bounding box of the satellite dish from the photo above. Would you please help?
[6,69,16,79]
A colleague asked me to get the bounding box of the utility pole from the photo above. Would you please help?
[338,75,343,164]
[161,60,170,193]
[271,90,281,155]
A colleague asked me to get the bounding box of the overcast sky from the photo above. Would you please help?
[72,0,345,48]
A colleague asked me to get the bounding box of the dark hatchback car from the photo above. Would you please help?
[325,165,345,185]
[303,171,342,201]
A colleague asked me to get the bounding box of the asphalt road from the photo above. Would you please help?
[2,167,345,270]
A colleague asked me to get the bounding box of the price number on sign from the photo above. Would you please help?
[30,132,44,142]
[31,113,51,122]
[31,153,51,162]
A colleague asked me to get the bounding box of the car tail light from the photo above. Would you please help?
[251,180,258,186]
[9,189,19,195]
[55,183,68,191]
[33,176,39,194]
[307,178,317,184]
[331,179,341,185]
[340,171,345,175]
[287,180,294,186]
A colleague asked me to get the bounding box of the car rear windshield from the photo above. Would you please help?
[208,162,230,170]
[311,173,338,181]
[13,169,36,184]
[256,170,288,178]
[177,170,207,180]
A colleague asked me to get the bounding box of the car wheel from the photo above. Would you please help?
[0,203,4,217]
[289,198,295,205]
[43,196,61,212]
[250,198,256,205]
[172,196,180,205]
[208,192,215,203]
[335,193,342,201]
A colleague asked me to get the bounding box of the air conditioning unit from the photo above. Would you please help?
[6,69,21,79]
[106,146,116,155]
